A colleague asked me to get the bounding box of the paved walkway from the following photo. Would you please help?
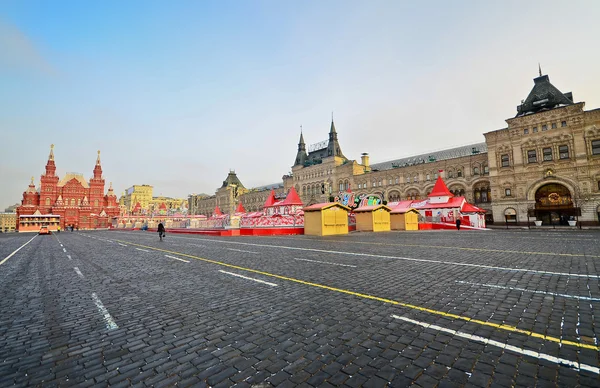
[1,229,599,386]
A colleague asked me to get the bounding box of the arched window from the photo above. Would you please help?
[447,170,454,178]
[406,176,411,183]
[426,174,431,181]
[473,167,480,175]
[457,169,463,178]
[45,198,50,206]
[413,175,419,183]
[94,199,99,207]
[344,180,349,190]
[339,181,344,192]
[302,186,306,195]
[71,199,75,206]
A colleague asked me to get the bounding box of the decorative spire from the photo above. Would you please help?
[327,118,345,159]
[30,176,34,185]
[294,127,308,166]
[96,150,101,165]
[538,63,542,77]
[49,144,54,161]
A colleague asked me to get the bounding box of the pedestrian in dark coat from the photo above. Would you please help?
[158,222,165,241]
[456,218,461,230]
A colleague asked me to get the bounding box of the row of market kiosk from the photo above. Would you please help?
[304,203,419,236]
[190,173,485,236]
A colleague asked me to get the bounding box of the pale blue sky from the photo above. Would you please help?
[2,0,599,209]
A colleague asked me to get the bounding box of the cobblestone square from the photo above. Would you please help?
[1,229,598,387]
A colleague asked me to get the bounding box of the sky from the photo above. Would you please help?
[1,0,600,210]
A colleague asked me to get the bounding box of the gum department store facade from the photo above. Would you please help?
[190,73,600,226]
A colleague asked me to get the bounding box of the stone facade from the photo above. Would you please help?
[187,73,599,226]
[16,146,119,230]
[485,75,600,225]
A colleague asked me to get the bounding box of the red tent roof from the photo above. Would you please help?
[428,174,454,197]
[281,186,303,206]
[213,205,223,216]
[133,202,141,210]
[411,196,465,209]
[159,202,167,210]
[263,189,276,207]
[461,203,486,213]
[236,202,246,213]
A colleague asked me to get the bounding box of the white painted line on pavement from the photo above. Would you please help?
[74,267,84,278]
[67,254,72,260]
[456,281,600,302]
[219,270,278,287]
[1,235,37,266]
[391,314,600,375]
[62,248,67,253]
[168,236,600,279]
[226,248,259,254]
[60,244,63,247]
[294,258,357,268]
[135,248,150,252]
[118,243,128,247]
[165,255,190,263]
[91,293,119,330]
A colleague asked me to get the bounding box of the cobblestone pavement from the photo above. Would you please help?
[0,229,599,387]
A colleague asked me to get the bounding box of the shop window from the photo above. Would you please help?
[505,188,512,196]
[592,139,600,155]
[504,208,517,221]
[559,145,569,159]
[552,123,557,129]
[543,147,553,161]
[561,121,567,127]
[524,128,529,134]
[527,150,537,163]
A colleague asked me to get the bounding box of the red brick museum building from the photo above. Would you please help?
[17,145,119,231]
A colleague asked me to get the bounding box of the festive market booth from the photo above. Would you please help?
[460,203,487,229]
[239,188,304,235]
[354,204,392,232]
[304,202,351,236]
[408,174,487,230]
[390,205,420,231]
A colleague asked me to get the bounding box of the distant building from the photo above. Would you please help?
[0,212,17,233]
[119,185,153,214]
[16,145,119,230]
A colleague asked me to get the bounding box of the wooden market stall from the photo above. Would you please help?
[354,205,392,232]
[390,207,420,230]
[303,203,350,236]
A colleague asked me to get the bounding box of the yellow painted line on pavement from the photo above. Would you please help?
[118,239,599,351]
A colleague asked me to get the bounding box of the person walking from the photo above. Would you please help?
[158,222,165,241]
[456,218,461,230]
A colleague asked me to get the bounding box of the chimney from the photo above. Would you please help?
[361,153,370,168]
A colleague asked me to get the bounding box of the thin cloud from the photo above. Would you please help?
[0,19,57,76]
